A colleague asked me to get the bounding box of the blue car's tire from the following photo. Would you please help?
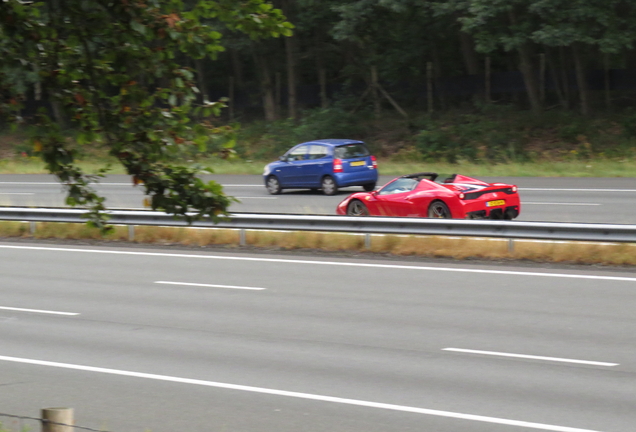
[266,175,282,195]
[363,182,376,192]
[321,176,338,195]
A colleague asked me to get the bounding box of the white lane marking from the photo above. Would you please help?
[0,182,632,192]
[1,244,636,283]
[521,188,636,192]
[155,281,265,291]
[0,193,35,195]
[443,348,618,367]
[0,306,79,316]
[0,182,131,186]
[233,197,277,200]
[0,182,264,187]
[523,202,600,206]
[0,355,602,432]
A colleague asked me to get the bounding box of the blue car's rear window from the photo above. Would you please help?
[334,144,370,159]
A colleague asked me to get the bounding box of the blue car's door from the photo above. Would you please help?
[278,145,309,187]
[299,144,330,187]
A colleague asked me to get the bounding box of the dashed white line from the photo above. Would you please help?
[0,193,35,195]
[443,348,618,367]
[0,306,79,316]
[0,355,603,432]
[155,281,265,290]
[521,188,636,192]
[0,182,130,186]
[233,197,277,200]
[523,202,600,206]
[1,244,636,282]
[0,182,264,187]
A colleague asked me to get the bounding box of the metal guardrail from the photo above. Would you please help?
[0,206,635,243]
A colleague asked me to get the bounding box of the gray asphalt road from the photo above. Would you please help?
[1,242,635,432]
[0,174,635,223]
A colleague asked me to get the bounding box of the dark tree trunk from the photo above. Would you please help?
[517,44,542,114]
[194,59,208,103]
[432,43,447,110]
[509,9,541,114]
[253,49,277,121]
[572,43,590,115]
[314,30,329,109]
[459,31,480,75]
[285,36,297,119]
[371,65,381,119]
[230,48,244,89]
[546,49,568,109]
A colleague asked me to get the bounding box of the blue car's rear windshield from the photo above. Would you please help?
[334,144,370,159]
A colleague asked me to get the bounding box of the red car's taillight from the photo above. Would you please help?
[371,155,377,169]
[458,192,465,199]
[512,186,518,192]
[333,158,343,173]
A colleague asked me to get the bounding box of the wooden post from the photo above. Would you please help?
[275,72,282,120]
[319,67,328,109]
[559,47,570,107]
[371,66,381,119]
[228,76,234,121]
[604,53,611,110]
[426,61,433,113]
[42,408,73,432]
[377,84,408,119]
[539,53,546,103]
[285,35,297,119]
[485,57,491,104]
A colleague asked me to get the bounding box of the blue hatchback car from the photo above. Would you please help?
[263,139,378,195]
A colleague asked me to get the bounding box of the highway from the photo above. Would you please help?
[0,174,635,223]
[1,242,636,432]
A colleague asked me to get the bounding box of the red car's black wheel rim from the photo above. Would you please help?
[428,201,451,218]
[347,200,369,216]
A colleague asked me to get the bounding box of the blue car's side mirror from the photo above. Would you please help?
[279,155,286,162]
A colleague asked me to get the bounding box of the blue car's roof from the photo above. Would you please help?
[299,139,364,147]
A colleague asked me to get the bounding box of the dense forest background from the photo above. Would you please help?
[193,0,636,120]
[8,0,636,166]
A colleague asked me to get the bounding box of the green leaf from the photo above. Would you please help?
[130,20,146,35]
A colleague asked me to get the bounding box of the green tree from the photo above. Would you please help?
[441,0,544,114]
[530,0,636,114]
[0,0,291,230]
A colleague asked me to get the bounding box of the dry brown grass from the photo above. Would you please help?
[1,222,635,266]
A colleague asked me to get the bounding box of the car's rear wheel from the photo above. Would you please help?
[427,200,451,218]
[266,175,282,195]
[363,182,376,192]
[347,200,369,216]
[321,176,338,195]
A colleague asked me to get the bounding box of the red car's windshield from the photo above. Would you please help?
[378,178,419,195]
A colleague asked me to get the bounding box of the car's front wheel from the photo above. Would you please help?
[266,175,282,195]
[347,200,369,216]
[321,176,338,195]
[427,200,451,218]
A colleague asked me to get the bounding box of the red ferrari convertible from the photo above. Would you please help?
[336,172,520,219]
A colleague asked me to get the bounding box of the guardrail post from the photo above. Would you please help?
[508,238,515,253]
[128,225,135,241]
[239,229,246,246]
[30,221,36,235]
[365,233,371,249]
[41,407,73,432]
